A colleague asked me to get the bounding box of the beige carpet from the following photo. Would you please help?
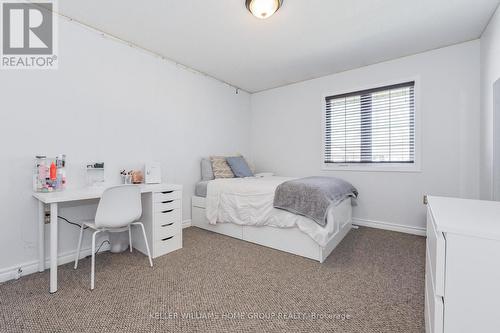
[0,226,425,333]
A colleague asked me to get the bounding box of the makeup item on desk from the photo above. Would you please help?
[120,170,143,184]
[54,155,66,189]
[120,170,131,184]
[131,170,144,184]
[61,168,66,188]
[33,155,66,192]
[34,156,46,191]
[50,162,57,181]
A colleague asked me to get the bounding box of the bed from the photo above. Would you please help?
[191,176,354,263]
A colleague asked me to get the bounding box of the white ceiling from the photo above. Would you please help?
[54,0,499,93]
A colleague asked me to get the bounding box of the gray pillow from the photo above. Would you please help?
[201,158,214,181]
[226,156,254,178]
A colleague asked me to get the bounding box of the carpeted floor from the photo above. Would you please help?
[0,226,425,333]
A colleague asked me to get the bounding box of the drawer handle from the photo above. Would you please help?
[161,209,174,214]
[161,191,174,194]
[161,236,174,241]
[161,222,174,227]
[161,200,174,204]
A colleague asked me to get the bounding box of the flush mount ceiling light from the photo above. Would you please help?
[246,0,283,19]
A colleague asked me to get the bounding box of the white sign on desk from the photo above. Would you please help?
[145,162,161,184]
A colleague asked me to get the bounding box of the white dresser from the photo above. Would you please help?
[425,196,500,333]
[132,184,183,258]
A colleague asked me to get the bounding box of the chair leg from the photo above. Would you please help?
[91,230,100,290]
[74,224,85,269]
[133,222,153,267]
[128,226,133,252]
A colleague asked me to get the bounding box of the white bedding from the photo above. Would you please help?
[205,176,352,247]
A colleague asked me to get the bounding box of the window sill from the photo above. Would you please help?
[322,163,421,173]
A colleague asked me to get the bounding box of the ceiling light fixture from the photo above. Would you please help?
[245,0,283,19]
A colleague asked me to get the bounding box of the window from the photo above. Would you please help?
[324,81,415,168]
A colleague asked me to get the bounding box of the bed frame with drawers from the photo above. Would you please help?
[191,195,352,263]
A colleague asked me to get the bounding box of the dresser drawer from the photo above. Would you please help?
[154,190,181,203]
[155,221,181,240]
[425,255,444,333]
[154,233,182,257]
[155,200,181,212]
[426,207,446,297]
[155,209,181,226]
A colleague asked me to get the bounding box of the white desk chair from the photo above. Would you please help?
[73,185,153,290]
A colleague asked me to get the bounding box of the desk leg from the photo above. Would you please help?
[49,203,58,293]
[38,201,45,272]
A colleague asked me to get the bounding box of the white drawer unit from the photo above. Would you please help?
[132,185,183,259]
[425,196,500,333]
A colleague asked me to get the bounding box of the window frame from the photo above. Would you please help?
[321,77,421,173]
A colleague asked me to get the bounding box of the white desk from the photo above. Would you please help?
[33,183,182,293]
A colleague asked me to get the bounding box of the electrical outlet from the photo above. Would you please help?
[423,195,428,205]
[44,211,50,224]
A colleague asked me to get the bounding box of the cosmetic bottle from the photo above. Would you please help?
[50,162,57,181]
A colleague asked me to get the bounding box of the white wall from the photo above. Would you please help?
[480,5,500,200]
[250,41,480,231]
[0,17,251,274]
[0,10,487,279]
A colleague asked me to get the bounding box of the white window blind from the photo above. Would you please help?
[324,81,415,164]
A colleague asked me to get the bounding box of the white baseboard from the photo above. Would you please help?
[182,219,191,229]
[352,218,426,236]
[0,243,111,284]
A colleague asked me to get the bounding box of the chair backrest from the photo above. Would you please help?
[95,185,142,228]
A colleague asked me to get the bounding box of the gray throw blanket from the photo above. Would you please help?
[273,176,358,227]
